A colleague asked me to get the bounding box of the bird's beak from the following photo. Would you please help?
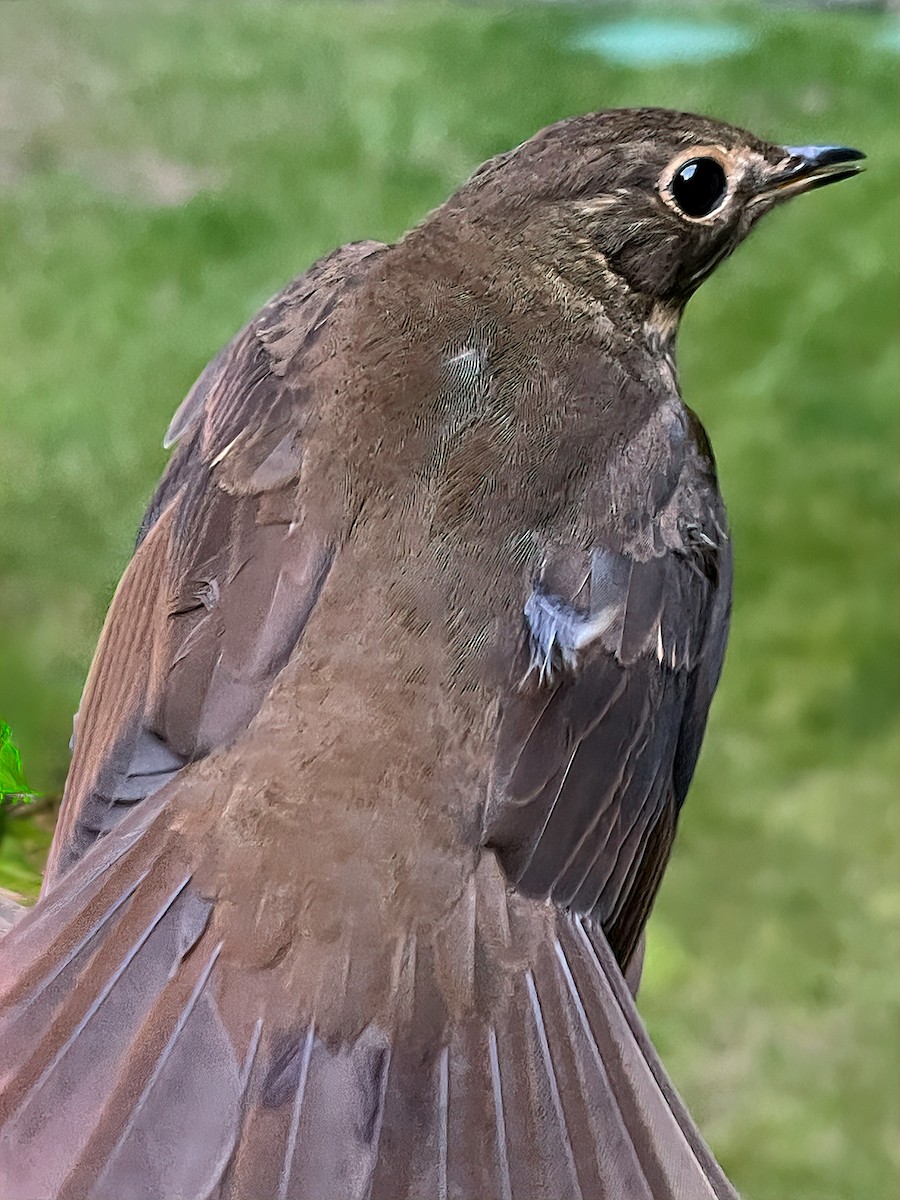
[757,144,866,202]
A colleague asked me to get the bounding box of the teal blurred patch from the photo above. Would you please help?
[571,18,752,66]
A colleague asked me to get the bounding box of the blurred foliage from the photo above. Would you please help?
[0,722,34,799]
[0,3,896,1197]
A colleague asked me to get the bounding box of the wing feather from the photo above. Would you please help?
[487,456,731,974]
[45,241,385,890]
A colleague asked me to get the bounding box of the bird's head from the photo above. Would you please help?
[447,107,864,340]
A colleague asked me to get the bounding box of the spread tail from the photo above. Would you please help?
[0,802,737,1199]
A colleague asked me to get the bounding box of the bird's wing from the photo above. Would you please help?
[44,240,385,889]
[485,441,732,973]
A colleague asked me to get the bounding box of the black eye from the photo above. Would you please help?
[670,157,728,218]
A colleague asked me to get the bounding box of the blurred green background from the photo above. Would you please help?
[0,2,896,1196]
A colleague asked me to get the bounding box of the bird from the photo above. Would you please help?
[0,108,863,1200]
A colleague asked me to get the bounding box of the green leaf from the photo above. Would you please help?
[0,721,36,802]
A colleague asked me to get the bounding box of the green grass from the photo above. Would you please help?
[0,3,896,1196]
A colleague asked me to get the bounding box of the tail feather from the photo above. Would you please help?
[572,919,735,1192]
[0,837,220,1200]
[2,782,173,1005]
[62,939,241,1200]
[0,826,737,1200]
[491,962,587,1200]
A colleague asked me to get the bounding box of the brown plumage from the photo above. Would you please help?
[0,109,862,1199]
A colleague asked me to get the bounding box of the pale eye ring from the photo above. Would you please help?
[669,157,728,218]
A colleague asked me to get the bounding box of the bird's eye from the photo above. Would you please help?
[669,158,728,218]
